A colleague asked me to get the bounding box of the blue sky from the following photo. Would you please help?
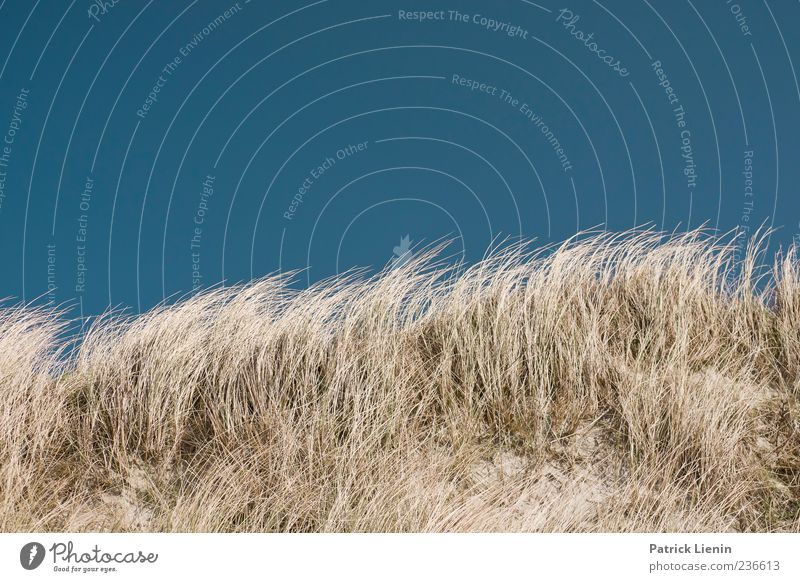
[0,0,797,318]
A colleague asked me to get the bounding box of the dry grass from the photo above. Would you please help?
[1,229,798,532]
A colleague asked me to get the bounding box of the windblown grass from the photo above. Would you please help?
[1,229,798,532]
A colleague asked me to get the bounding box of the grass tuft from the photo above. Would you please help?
[1,229,798,531]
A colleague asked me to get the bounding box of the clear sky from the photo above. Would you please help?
[0,0,797,318]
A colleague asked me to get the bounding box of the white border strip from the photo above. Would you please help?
[1,533,798,580]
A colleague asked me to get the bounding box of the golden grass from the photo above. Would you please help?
[0,229,798,532]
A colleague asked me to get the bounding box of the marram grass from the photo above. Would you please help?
[1,229,798,532]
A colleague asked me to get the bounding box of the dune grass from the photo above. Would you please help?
[0,229,798,532]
